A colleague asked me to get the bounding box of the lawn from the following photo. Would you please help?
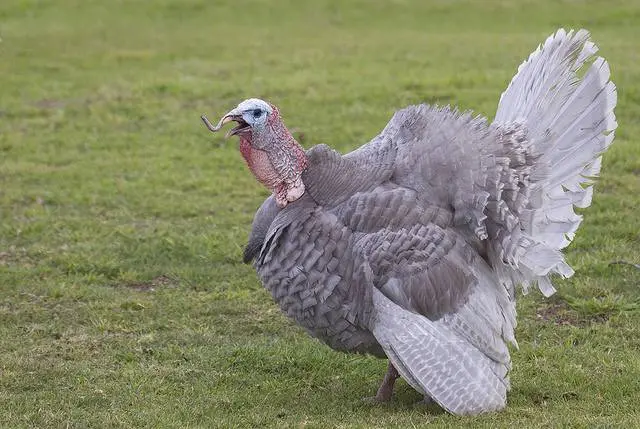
[1,0,639,427]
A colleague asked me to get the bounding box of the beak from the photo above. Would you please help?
[201,108,247,138]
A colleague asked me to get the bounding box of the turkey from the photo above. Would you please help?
[201,29,617,415]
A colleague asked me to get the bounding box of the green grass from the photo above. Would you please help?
[1,0,639,427]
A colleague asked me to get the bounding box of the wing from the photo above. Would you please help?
[350,216,516,363]
[349,218,516,415]
[334,186,516,415]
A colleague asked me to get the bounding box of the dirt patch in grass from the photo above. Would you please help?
[0,247,34,268]
[33,99,68,110]
[536,298,581,326]
[536,296,611,326]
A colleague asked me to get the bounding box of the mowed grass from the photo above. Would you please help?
[1,0,639,427]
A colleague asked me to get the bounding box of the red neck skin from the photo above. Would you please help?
[238,104,308,207]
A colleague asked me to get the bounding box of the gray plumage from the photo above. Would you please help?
[240,29,617,415]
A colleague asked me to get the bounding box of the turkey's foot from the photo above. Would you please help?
[362,361,400,403]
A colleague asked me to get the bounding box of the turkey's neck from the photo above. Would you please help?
[266,110,308,171]
[240,108,308,207]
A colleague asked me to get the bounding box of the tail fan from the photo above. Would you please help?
[492,28,617,296]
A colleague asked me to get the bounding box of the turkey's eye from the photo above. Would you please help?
[252,109,263,118]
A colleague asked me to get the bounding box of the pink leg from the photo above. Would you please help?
[374,361,400,402]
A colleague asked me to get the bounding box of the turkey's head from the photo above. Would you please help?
[202,98,308,208]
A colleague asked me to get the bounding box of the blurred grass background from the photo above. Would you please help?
[1,0,639,427]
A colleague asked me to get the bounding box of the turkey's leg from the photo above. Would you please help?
[373,361,400,402]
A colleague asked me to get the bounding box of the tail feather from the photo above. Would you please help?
[492,28,617,295]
